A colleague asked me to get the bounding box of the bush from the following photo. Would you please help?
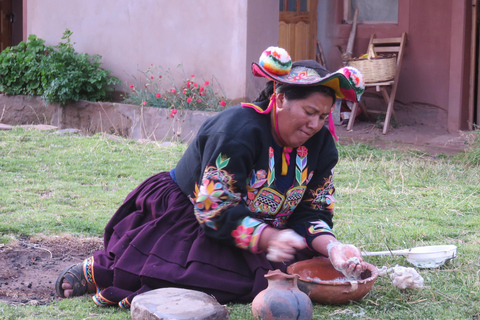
[0,34,49,96]
[122,64,229,114]
[0,29,120,105]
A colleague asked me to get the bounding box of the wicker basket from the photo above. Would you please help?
[348,55,396,83]
[348,45,397,83]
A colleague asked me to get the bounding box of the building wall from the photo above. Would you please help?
[23,0,278,103]
[319,0,471,131]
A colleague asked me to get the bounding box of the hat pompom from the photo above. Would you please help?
[259,46,292,76]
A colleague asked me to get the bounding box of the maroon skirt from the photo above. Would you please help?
[86,172,316,308]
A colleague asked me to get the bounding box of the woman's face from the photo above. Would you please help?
[272,92,334,148]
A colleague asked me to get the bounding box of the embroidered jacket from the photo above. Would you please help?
[175,101,338,253]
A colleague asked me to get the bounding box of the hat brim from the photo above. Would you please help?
[252,62,364,102]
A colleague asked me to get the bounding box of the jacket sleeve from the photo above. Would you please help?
[287,132,338,253]
[189,128,268,253]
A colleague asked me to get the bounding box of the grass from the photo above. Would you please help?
[1,127,479,319]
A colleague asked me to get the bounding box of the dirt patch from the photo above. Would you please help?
[336,121,473,155]
[0,235,103,305]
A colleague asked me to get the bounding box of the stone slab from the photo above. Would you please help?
[0,123,12,130]
[20,124,59,131]
[130,288,230,320]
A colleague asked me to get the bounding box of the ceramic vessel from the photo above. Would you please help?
[287,256,378,305]
[252,269,313,320]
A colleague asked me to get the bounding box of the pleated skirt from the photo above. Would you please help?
[86,172,316,307]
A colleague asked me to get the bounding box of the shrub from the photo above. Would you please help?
[0,29,121,105]
[0,34,50,96]
[122,64,229,114]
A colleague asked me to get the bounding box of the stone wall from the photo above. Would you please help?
[0,95,217,143]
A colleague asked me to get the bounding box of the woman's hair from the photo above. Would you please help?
[253,81,336,105]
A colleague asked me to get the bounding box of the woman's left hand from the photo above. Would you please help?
[327,242,367,279]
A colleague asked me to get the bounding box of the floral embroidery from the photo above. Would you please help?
[307,174,335,212]
[307,220,333,236]
[231,224,254,249]
[231,217,266,252]
[196,179,225,211]
[192,154,241,229]
[297,146,308,157]
[248,169,268,189]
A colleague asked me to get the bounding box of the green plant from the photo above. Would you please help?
[41,29,121,105]
[123,64,229,114]
[0,34,51,95]
[0,29,121,105]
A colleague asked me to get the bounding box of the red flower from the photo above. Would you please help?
[191,74,195,78]
[193,83,198,88]
[220,100,227,107]
[183,90,186,95]
[186,80,190,88]
[172,109,177,115]
[199,86,204,92]
[197,98,202,103]
[150,76,154,79]
[187,97,192,103]
[129,84,134,88]
[231,225,254,248]
[159,75,162,79]
[297,146,308,157]
[204,80,209,86]
[171,89,176,93]
[156,92,161,98]
[142,101,147,106]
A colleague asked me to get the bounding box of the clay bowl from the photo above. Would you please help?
[286,256,378,305]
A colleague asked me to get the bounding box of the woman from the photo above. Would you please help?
[56,47,367,308]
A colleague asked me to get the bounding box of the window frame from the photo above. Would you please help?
[342,0,399,25]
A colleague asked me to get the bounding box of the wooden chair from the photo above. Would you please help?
[347,32,407,134]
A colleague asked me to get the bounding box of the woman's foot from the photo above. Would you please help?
[61,278,96,297]
[55,263,95,298]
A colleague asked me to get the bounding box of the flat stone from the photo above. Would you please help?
[20,124,58,131]
[54,128,82,134]
[0,123,12,130]
[130,288,230,320]
[100,132,127,143]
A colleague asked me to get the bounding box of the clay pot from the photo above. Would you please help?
[252,269,313,320]
[286,257,378,305]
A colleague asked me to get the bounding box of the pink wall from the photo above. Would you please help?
[320,0,472,131]
[24,0,278,103]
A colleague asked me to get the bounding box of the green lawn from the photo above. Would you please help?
[0,127,479,319]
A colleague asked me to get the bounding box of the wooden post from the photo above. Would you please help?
[342,8,359,64]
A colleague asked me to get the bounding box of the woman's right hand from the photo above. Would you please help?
[262,229,306,262]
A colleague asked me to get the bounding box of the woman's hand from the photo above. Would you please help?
[327,241,367,279]
[261,229,306,262]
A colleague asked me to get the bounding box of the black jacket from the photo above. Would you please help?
[175,101,338,253]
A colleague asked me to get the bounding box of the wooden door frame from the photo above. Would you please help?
[469,0,480,129]
[0,0,13,51]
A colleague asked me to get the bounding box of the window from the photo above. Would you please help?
[280,0,308,13]
[343,0,398,23]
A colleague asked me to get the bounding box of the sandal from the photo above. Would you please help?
[55,263,88,298]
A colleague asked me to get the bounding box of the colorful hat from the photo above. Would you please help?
[252,47,365,102]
